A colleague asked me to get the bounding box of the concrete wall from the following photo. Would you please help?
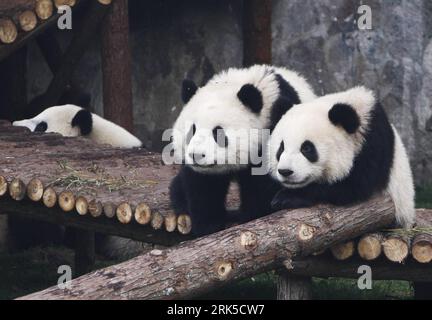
[26,0,432,184]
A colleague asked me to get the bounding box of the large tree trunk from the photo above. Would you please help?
[101,0,133,133]
[18,194,395,300]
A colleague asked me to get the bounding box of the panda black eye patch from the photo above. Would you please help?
[301,140,318,163]
[34,121,47,133]
[276,141,284,161]
[186,124,196,144]
[212,126,228,147]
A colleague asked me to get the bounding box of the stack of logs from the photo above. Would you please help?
[0,175,193,236]
[0,0,111,45]
[326,209,432,264]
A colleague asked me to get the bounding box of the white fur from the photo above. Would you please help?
[269,86,415,228]
[13,105,142,148]
[173,65,316,174]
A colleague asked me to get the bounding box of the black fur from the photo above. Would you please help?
[71,109,93,135]
[182,79,198,104]
[34,121,47,132]
[301,140,318,163]
[269,74,301,130]
[237,84,263,113]
[329,103,360,134]
[272,102,395,210]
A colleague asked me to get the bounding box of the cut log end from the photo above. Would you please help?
[75,196,88,216]
[151,211,164,230]
[43,187,57,208]
[54,0,76,8]
[116,203,132,224]
[103,202,116,218]
[216,261,233,281]
[412,234,432,264]
[27,178,44,202]
[58,191,75,212]
[36,0,54,20]
[0,19,18,44]
[357,233,382,261]
[19,11,38,32]
[9,178,26,201]
[134,203,151,225]
[88,200,103,218]
[240,231,258,250]
[330,241,355,260]
[177,214,192,235]
[164,212,177,233]
[0,176,7,196]
[98,0,113,5]
[382,236,409,263]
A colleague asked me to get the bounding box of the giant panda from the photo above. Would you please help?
[269,86,415,228]
[9,105,143,257]
[13,104,142,148]
[169,65,316,236]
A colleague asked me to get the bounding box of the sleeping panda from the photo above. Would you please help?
[9,104,143,256]
[170,65,316,236]
[269,86,415,228]
[13,104,142,148]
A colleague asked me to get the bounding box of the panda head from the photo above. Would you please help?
[13,105,93,137]
[269,86,375,187]
[172,77,267,174]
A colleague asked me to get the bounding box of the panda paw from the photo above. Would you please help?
[271,191,312,211]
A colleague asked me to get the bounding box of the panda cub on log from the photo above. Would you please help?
[13,105,142,148]
[269,86,415,228]
[170,65,316,236]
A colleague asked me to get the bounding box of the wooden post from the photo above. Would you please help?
[74,229,95,277]
[242,0,272,67]
[101,0,134,133]
[277,270,312,300]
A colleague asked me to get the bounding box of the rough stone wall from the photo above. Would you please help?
[25,0,432,184]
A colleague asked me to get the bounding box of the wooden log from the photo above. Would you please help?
[88,199,103,218]
[177,214,192,235]
[2,199,190,246]
[285,256,432,282]
[277,271,312,300]
[9,178,26,201]
[26,178,44,202]
[0,19,18,44]
[242,0,272,67]
[74,229,95,277]
[151,211,164,230]
[412,234,432,264]
[58,191,75,212]
[101,0,134,132]
[75,196,88,216]
[42,187,57,208]
[357,233,383,261]
[19,10,38,32]
[382,235,410,263]
[134,203,151,225]
[98,0,112,5]
[0,176,7,196]
[116,202,132,224]
[18,195,396,300]
[164,212,177,233]
[54,0,76,8]
[330,241,355,260]
[103,202,116,219]
[35,0,54,20]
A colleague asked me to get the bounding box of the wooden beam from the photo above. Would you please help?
[277,270,312,300]
[101,0,134,132]
[18,195,395,300]
[243,0,272,67]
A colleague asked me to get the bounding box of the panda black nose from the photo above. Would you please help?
[278,169,293,177]
[189,152,206,160]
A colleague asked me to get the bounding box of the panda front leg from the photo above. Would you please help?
[271,188,317,211]
[179,166,231,237]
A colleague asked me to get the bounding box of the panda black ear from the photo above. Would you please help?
[328,103,360,134]
[182,79,198,104]
[237,84,263,113]
[269,97,294,131]
[72,109,93,135]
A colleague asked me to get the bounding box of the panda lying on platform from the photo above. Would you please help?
[13,105,142,148]
[269,86,415,228]
[170,65,316,236]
